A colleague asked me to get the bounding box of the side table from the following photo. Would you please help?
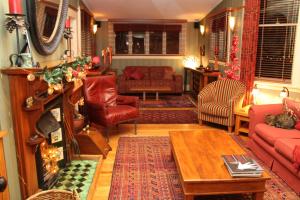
[234,105,251,135]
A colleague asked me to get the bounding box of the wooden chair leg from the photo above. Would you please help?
[104,127,109,142]
[134,120,137,135]
[228,126,233,133]
[199,119,203,125]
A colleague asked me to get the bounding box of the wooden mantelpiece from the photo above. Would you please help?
[1,67,75,199]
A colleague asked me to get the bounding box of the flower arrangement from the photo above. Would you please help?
[28,57,92,95]
[224,34,240,80]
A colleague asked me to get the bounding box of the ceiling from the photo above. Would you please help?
[82,0,222,21]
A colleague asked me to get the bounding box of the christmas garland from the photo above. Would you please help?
[28,57,92,95]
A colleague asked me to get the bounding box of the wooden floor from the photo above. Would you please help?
[89,123,230,200]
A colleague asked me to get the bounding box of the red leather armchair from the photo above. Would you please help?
[83,75,139,139]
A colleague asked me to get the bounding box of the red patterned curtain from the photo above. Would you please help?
[240,0,261,105]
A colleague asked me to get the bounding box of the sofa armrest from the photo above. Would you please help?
[174,74,183,93]
[249,104,283,137]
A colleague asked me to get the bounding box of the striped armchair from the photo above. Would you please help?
[198,79,246,132]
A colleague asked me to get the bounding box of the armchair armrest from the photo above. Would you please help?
[249,104,283,137]
[85,102,107,125]
[198,84,214,105]
[117,95,139,108]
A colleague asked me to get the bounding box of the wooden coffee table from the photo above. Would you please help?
[129,86,171,101]
[169,130,270,200]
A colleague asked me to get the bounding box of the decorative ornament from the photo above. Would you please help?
[40,141,60,174]
[48,87,54,95]
[224,34,240,80]
[27,73,35,81]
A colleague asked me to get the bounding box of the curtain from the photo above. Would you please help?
[240,0,261,105]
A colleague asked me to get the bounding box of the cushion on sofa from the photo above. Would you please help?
[200,102,229,117]
[163,68,174,80]
[274,138,300,162]
[124,66,150,79]
[149,66,173,80]
[255,123,300,146]
[295,121,300,131]
[130,70,144,80]
[284,98,300,120]
[124,67,136,79]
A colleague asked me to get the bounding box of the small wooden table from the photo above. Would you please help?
[169,130,270,200]
[129,86,171,101]
[235,105,251,135]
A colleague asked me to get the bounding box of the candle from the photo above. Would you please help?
[65,18,71,28]
[9,0,22,14]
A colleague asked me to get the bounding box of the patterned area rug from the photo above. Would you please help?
[52,160,98,200]
[138,110,198,124]
[140,95,195,108]
[109,137,300,200]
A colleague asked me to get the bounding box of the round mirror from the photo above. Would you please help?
[26,0,69,55]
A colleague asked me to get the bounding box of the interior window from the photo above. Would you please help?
[132,32,145,54]
[115,31,129,54]
[166,31,179,54]
[149,31,163,54]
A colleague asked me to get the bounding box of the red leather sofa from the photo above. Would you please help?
[248,104,300,193]
[117,66,183,94]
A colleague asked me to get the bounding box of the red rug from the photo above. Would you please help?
[138,110,198,124]
[109,137,300,200]
[140,95,195,108]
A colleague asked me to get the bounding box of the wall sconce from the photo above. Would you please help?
[280,87,289,98]
[93,24,98,34]
[93,21,101,34]
[229,16,236,31]
[200,25,205,35]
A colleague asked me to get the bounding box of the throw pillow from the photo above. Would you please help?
[295,121,300,131]
[284,98,300,120]
[124,68,136,80]
[264,113,296,129]
[130,70,144,80]
[163,69,174,80]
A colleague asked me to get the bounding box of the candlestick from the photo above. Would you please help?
[9,0,22,14]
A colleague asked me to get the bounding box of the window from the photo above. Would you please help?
[113,23,183,55]
[255,0,300,81]
[81,9,95,56]
[208,12,228,62]
[132,32,145,54]
[115,32,129,54]
[166,32,179,54]
[149,31,162,54]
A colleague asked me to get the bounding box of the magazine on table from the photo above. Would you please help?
[222,154,264,177]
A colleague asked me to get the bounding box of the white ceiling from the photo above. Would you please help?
[82,0,222,21]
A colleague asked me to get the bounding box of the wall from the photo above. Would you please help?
[199,0,244,69]
[95,21,200,75]
[0,1,79,199]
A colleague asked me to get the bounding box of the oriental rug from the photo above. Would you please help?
[138,109,198,124]
[139,95,195,108]
[109,137,299,200]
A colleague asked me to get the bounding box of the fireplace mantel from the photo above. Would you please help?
[1,67,76,199]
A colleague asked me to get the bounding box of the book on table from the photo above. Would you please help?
[222,155,264,177]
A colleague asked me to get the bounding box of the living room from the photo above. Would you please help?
[0,0,300,199]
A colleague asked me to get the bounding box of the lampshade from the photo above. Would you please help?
[229,16,236,31]
[280,87,289,98]
[182,56,200,69]
[200,25,205,35]
[93,24,98,34]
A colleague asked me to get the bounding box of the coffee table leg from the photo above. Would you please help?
[184,195,194,200]
[252,192,264,200]
[143,92,146,101]
[156,92,159,100]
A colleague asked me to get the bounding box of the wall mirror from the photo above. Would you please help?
[26,0,69,55]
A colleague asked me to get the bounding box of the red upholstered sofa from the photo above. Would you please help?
[248,103,300,193]
[117,66,183,94]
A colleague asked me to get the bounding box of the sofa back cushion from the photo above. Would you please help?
[149,66,174,80]
[284,98,300,120]
[123,66,150,79]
